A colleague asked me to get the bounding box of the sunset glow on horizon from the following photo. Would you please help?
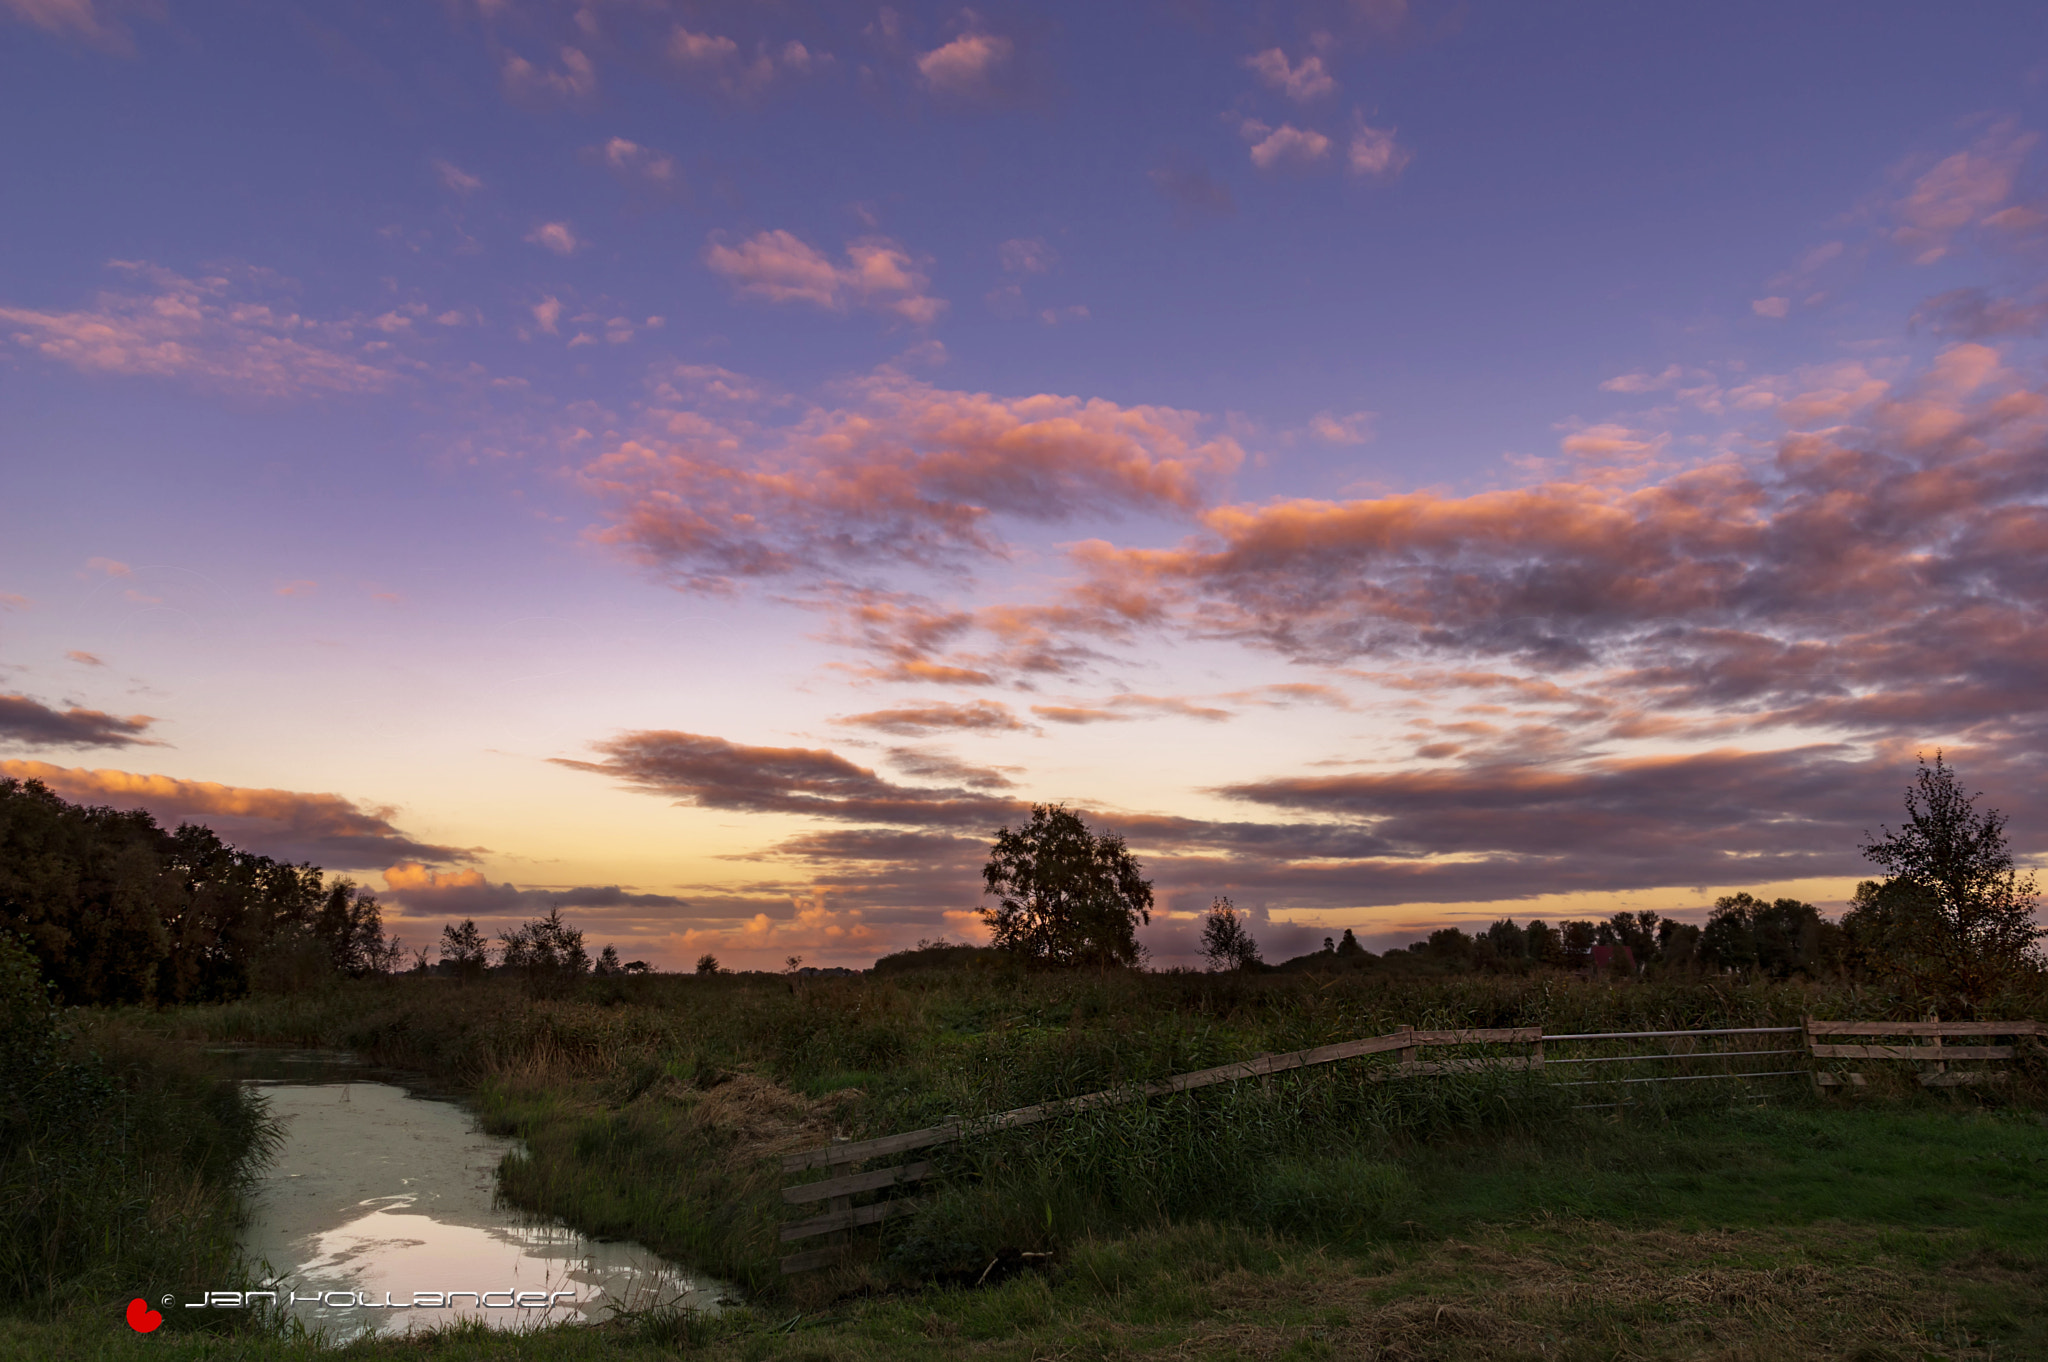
[5,1,2047,970]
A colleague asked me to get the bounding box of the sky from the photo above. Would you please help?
[4,0,2047,971]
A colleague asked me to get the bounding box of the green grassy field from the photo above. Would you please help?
[10,962,2048,1359]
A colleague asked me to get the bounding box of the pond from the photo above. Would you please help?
[216,1048,735,1342]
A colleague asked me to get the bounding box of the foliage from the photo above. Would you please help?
[1701,893,1836,978]
[0,777,402,1005]
[440,917,493,980]
[980,804,1153,969]
[1198,896,1262,971]
[0,935,278,1311]
[695,953,722,975]
[499,907,591,996]
[1856,752,2044,1012]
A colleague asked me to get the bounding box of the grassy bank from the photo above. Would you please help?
[14,963,2048,1357]
[9,1103,2046,1359]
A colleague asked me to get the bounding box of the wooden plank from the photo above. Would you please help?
[1805,1020,2038,1038]
[784,1030,1424,1170]
[779,1243,851,1275]
[780,1197,920,1243]
[783,1161,932,1205]
[784,1123,962,1173]
[1809,1044,2015,1061]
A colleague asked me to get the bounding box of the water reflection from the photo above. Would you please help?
[223,1049,733,1341]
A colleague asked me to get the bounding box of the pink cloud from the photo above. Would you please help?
[502,46,595,101]
[527,222,581,256]
[1,761,472,867]
[1244,48,1335,101]
[65,650,103,666]
[1751,296,1790,319]
[837,699,1026,734]
[2,0,131,50]
[1347,119,1411,178]
[1307,410,1375,445]
[593,137,677,186]
[1031,694,1233,724]
[669,25,816,97]
[433,159,483,194]
[1890,119,2038,265]
[1241,120,1331,170]
[580,366,1243,592]
[0,262,399,398]
[703,229,946,324]
[916,28,1012,98]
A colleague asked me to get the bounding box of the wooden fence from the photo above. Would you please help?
[777,1016,2040,1274]
[1808,1018,2045,1088]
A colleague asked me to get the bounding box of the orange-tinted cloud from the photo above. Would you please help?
[1030,694,1233,724]
[552,730,1018,828]
[581,367,1242,592]
[0,261,399,397]
[1889,119,2038,265]
[0,694,155,748]
[704,230,946,325]
[1241,120,1331,170]
[0,761,474,867]
[837,699,1025,734]
[65,650,104,666]
[916,28,1012,98]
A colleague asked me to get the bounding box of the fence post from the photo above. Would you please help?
[1397,1025,1416,1070]
[1928,1012,1945,1078]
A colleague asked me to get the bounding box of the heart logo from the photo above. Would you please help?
[125,1298,163,1333]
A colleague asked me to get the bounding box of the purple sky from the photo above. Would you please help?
[4,1,2046,969]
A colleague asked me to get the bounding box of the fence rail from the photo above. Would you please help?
[776,1014,2040,1273]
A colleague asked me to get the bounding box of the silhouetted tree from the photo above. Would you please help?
[1524,919,1564,965]
[1657,918,1703,970]
[1336,928,1366,958]
[0,778,401,1004]
[695,953,721,975]
[1200,896,1262,971]
[980,804,1152,969]
[1702,893,1823,978]
[439,918,492,981]
[1560,920,1596,970]
[1857,753,2043,1010]
[1480,918,1527,961]
[594,944,623,976]
[499,906,588,995]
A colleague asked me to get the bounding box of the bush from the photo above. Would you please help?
[0,935,279,1311]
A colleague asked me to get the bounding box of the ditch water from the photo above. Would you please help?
[214,1048,735,1342]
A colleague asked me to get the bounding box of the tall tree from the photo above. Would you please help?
[980,804,1152,969]
[1857,753,2042,1009]
[1199,896,1261,971]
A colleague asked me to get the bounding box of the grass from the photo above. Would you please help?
[10,962,2048,1357]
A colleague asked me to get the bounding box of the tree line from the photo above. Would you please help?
[0,777,402,1006]
[999,755,2042,1013]
[0,777,648,1006]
